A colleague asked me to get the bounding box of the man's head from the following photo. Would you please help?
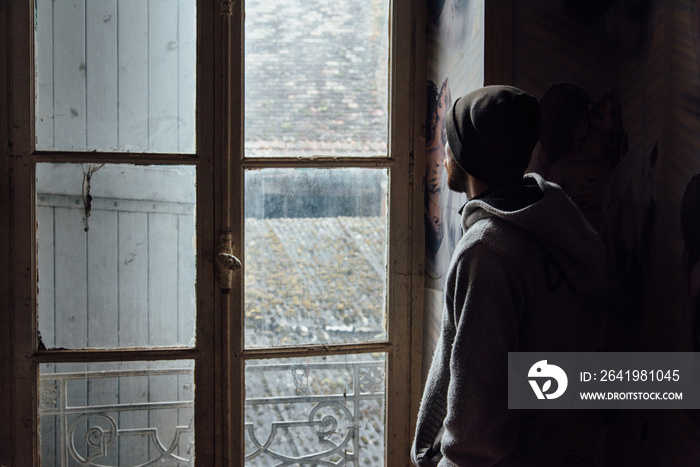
[445,85,540,191]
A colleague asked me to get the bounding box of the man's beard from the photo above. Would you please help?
[446,156,470,196]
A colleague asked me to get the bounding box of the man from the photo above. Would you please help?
[412,86,606,466]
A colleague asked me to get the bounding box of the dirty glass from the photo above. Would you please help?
[36,163,197,349]
[39,360,195,466]
[244,168,388,348]
[245,353,385,466]
[244,0,390,157]
[35,0,196,153]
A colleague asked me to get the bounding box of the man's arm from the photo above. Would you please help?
[438,243,523,466]
[412,296,456,466]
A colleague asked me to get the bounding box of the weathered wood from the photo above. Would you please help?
[33,151,201,164]
[243,341,393,361]
[223,0,245,462]
[242,155,396,169]
[149,212,180,347]
[38,193,194,216]
[385,1,419,464]
[36,163,197,204]
[198,0,222,463]
[178,0,197,153]
[118,0,149,151]
[33,348,201,363]
[0,2,13,463]
[179,213,197,345]
[86,0,118,150]
[409,0,428,449]
[10,0,38,462]
[54,207,88,350]
[35,0,197,154]
[35,0,54,149]
[87,209,119,348]
[37,206,55,348]
[52,0,87,151]
[118,211,149,347]
[148,0,180,153]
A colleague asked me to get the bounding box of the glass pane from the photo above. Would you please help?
[244,168,388,348]
[245,353,385,466]
[35,0,197,153]
[244,0,389,157]
[39,360,195,466]
[36,163,197,349]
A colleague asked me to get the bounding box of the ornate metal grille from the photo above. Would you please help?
[39,361,385,466]
[39,368,195,466]
[245,360,385,466]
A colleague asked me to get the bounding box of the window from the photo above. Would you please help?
[6,0,423,465]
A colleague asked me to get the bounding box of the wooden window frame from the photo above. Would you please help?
[2,0,426,465]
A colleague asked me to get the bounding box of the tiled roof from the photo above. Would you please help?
[244,0,389,157]
[245,215,387,347]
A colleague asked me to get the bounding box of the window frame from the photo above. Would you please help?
[226,1,425,464]
[3,0,426,465]
[9,0,218,464]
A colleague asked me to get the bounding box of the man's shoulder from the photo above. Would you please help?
[459,215,541,259]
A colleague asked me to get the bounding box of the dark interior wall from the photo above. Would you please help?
[513,0,612,99]
[512,1,700,463]
[513,0,691,352]
[667,0,700,347]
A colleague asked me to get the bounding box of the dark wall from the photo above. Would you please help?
[514,0,688,352]
[513,0,699,464]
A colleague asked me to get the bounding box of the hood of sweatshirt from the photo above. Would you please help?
[461,173,606,294]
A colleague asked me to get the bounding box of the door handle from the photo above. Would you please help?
[217,230,241,289]
[217,252,242,271]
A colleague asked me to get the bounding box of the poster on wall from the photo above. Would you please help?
[422,0,484,360]
[424,0,483,292]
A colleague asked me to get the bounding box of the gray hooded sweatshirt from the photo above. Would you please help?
[412,173,606,467]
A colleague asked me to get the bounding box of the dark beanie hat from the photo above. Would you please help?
[445,85,540,187]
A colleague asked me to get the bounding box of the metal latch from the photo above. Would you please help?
[217,230,241,289]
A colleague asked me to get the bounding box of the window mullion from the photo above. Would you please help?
[385,0,425,465]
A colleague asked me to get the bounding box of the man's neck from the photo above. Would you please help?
[466,175,491,201]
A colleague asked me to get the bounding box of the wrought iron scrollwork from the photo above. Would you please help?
[245,401,355,464]
[67,413,193,466]
[243,360,385,465]
[358,364,385,394]
[39,368,195,467]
